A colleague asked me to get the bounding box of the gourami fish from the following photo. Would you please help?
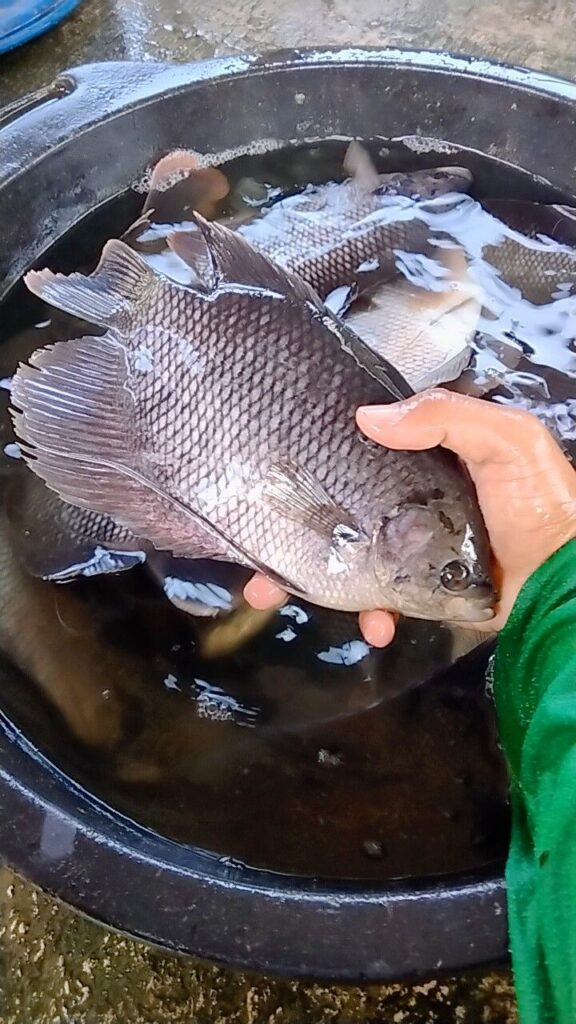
[11,214,494,622]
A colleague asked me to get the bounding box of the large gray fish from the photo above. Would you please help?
[4,150,477,603]
[12,214,494,622]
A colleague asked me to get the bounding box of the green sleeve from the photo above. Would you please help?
[493,538,576,1024]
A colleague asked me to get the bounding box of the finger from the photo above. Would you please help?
[356,390,556,467]
[243,574,287,611]
[358,609,397,648]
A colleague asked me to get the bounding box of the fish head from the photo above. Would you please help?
[380,165,473,201]
[372,492,495,623]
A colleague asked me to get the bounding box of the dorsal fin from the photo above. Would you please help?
[168,214,325,307]
[24,240,156,330]
[167,227,218,291]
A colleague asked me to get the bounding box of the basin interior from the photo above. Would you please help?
[1,136,574,886]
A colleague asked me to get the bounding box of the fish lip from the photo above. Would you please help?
[455,603,496,623]
[439,582,496,623]
[387,588,496,623]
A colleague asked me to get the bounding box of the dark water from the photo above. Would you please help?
[1,137,575,881]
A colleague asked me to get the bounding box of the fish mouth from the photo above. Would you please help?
[441,583,496,623]
[390,582,495,623]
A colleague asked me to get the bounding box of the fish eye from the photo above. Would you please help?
[440,559,471,591]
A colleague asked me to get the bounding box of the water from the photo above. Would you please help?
[2,137,575,881]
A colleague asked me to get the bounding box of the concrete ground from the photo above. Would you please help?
[2,0,576,1020]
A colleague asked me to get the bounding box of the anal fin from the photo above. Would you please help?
[5,468,145,582]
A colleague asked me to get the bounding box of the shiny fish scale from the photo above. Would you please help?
[120,272,456,604]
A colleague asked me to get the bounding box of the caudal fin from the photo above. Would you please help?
[24,239,155,330]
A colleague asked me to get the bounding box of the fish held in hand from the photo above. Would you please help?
[12,215,494,622]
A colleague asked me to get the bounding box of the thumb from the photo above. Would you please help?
[356,389,557,468]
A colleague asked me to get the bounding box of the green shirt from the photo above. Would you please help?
[494,539,576,1024]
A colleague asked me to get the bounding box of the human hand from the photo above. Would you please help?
[244,390,576,646]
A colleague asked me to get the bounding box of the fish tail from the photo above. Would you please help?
[343,141,380,191]
[142,149,230,219]
[24,239,155,330]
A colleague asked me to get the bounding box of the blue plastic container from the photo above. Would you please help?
[0,0,81,55]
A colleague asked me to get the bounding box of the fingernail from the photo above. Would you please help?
[357,404,409,428]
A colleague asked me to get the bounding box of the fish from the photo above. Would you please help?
[0,505,126,750]
[11,213,494,623]
[417,193,576,306]
[4,466,145,581]
[123,150,230,254]
[4,466,260,626]
[147,554,489,663]
[0,505,266,785]
[236,145,473,305]
[3,151,479,603]
[480,199,576,304]
[127,144,474,308]
[342,245,481,391]
[125,148,479,392]
[145,553,277,656]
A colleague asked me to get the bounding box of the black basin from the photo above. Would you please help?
[1,48,576,981]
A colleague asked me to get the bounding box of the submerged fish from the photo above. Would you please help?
[0,505,126,750]
[128,145,474,306]
[418,193,576,306]
[481,199,576,304]
[236,146,473,304]
[123,150,230,253]
[342,245,481,391]
[5,467,145,581]
[128,147,479,391]
[12,215,494,622]
[145,552,276,656]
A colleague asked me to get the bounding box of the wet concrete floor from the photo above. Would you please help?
[2,0,576,105]
[1,0,575,1019]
